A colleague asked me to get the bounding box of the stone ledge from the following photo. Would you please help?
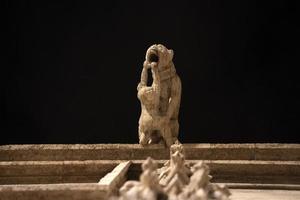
[0,160,120,177]
[128,160,300,184]
[224,183,300,190]
[2,160,299,176]
[0,143,299,161]
[2,159,298,184]
[0,160,300,184]
[1,183,300,200]
[230,189,300,200]
[0,183,107,200]
[98,161,131,193]
[0,175,102,185]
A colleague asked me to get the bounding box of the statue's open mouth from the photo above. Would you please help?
[148,51,159,63]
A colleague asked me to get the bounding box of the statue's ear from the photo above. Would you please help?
[168,49,174,61]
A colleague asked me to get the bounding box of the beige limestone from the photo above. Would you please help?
[118,157,166,200]
[98,161,131,196]
[1,144,299,161]
[117,144,231,200]
[137,44,181,147]
[1,144,300,199]
[1,144,300,185]
[1,184,299,200]
[0,183,108,200]
[230,189,300,200]
[158,144,191,189]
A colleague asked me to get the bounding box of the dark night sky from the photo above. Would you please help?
[2,1,299,144]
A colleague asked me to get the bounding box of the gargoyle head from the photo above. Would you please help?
[145,44,174,69]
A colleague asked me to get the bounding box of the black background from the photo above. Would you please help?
[3,1,299,144]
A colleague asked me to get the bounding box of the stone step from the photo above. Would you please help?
[0,160,120,184]
[0,161,132,200]
[128,160,300,184]
[1,143,299,161]
[0,175,103,185]
[223,183,300,190]
[0,183,107,200]
[1,183,300,200]
[230,189,300,200]
[1,160,300,184]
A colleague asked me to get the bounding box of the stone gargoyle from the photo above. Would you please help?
[137,44,181,147]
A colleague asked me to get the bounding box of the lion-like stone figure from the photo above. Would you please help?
[137,44,181,147]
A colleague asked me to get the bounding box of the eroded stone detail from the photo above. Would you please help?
[116,144,231,200]
[158,144,191,191]
[137,44,181,147]
[118,157,167,200]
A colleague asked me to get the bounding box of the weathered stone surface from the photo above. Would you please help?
[1,144,299,185]
[0,160,119,184]
[0,183,107,200]
[224,183,300,190]
[1,144,299,161]
[0,160,300,184]
[0,175,102,185]
[230,189,300,200]
[0,144,170,161]
[1,184,299,200]
[207,160,300,184]
[254,143,300,161]
[209,143,256,160]
[0,160,119,176]
[128,160,300,184]
[0,144,299,199]
[98,161,131,195]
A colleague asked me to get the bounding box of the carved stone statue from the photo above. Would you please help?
[137,44,182,147]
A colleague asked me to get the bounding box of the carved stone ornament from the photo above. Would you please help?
[118,157,167,200]
[116,144,231,200]
[137,44,182,147]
